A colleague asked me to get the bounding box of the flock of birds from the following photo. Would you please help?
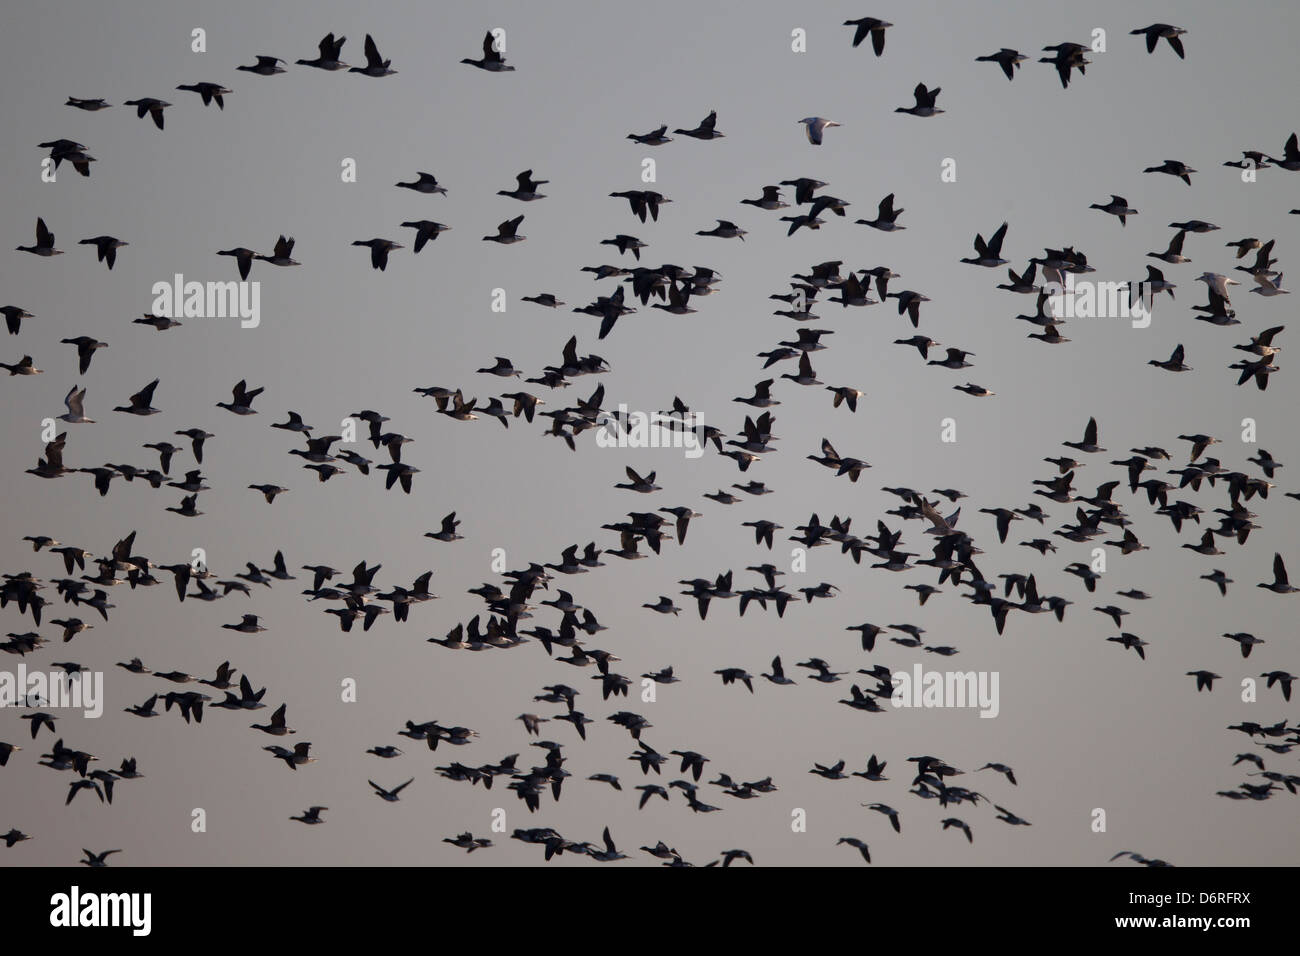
[2,16,1298,867]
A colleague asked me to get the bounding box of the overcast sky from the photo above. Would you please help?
[0,0,1297,867]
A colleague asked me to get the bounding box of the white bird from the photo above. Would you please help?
[798,117,841,145]
[1196,272,1241,299]
[59,385,95,423]
[1252,273,1289,297]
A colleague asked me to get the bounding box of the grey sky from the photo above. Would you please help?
[0,0,1297,866]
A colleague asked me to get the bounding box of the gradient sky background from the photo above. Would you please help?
[0,0,1297,866]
